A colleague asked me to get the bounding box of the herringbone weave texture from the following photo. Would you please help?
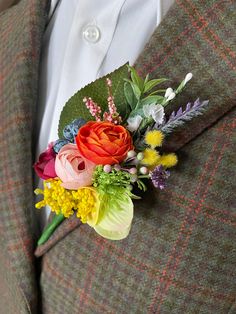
[38,0,236,313]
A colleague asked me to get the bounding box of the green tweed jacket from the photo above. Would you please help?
[0,0,236,313]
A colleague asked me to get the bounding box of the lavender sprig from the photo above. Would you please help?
[160,98,209,135]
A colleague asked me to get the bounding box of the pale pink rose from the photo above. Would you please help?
[55,143,96,190]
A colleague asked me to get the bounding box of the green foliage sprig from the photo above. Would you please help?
[124,65,167,118]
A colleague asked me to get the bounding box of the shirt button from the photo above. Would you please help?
[83,25,100,43]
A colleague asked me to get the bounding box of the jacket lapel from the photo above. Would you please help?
[0,0,49,311]
[136,0,236,152]
[35,0,236,257]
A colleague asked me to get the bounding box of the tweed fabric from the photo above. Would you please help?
[37,0,236,313]
[0,247,31,314]
[0,0,49,312]
[40,109,236,313]
[0,0,236,313]
[35,0,236,257]
[138,0,236,152]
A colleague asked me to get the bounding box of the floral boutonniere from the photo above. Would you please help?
[34,64,209,244]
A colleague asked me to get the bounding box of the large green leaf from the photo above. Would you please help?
[58,64,130,137]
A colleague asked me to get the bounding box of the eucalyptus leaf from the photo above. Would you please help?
[58,64,129,137]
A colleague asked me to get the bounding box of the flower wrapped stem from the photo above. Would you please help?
[37,213,65,245]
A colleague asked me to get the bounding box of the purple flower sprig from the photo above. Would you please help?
[150,165,170,190]
[160,98,209,135]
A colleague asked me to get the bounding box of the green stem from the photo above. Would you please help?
[37,213,65,246]
[138,175,150,179]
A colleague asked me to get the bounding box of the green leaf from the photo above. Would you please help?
[127,65,144,91]
[143,78,168,93]
[129,82,141,100]
[139,95,165,107]
[128,108,145,119]
[58,64,129,137]
[93,188,134,240]
[124,81,137,110]
[149,89,166,96]
[144,73,150,85]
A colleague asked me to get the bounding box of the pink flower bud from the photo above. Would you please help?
[129,168,137,175]
[114,164,121,171]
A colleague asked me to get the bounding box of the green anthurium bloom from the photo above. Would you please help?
[89,187,134,240]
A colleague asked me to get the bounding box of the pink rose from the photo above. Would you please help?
[34,142,57,180]
[55,143,96,190]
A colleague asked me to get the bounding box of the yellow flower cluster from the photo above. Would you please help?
[145,130,164,148]
[159,153,178,168]
[142,130,178,169]
[35,180,99,223]
[142,148,160,166]
[72,187,99,225]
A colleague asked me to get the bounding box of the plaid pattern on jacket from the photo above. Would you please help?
[0,0,236,313]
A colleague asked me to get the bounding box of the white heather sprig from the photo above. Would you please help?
[103,78,122,124]
[83,97,102,122]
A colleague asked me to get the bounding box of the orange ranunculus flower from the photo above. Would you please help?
[76,121,133,165]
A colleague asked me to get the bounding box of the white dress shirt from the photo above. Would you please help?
[36,0,174,229]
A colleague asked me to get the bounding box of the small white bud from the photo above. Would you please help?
[167,92,176,101]
[164,87,173,98]
[139,167,148,175]
[127,150,137,158]
[137,152,144,161]
[103,165,112,173]
[183,72,193,85]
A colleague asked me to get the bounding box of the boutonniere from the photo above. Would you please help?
[34,64,209,244]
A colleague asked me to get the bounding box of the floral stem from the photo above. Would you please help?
[138,175,150,179]
[37,213,65,246]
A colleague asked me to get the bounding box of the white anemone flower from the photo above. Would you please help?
[143,103,165,124]
[127,115,143,132]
